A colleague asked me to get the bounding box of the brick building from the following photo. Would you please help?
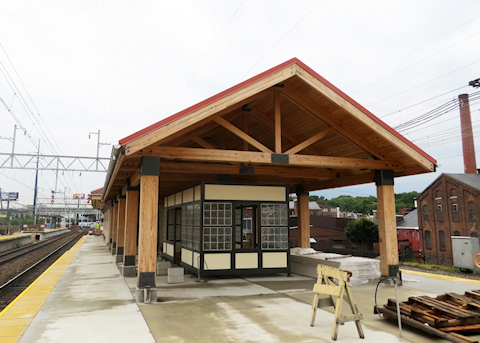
[417,173,480,265]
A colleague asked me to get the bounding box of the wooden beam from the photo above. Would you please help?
[274,88,282,153]
[159,161,341,179]
[280,87,386,160]
[303,172,375,192]
[124,67,293,155]
[141,146,403,171]
[243,113,249,151]
[214,116,273,153]
[130,169,141,187]
[294,64,435,171]
[377,184,398,277]
[192,136,216,149]
[285,127,335,155]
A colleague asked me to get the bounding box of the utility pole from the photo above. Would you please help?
[33,140,40,224]
[89,130,110,170]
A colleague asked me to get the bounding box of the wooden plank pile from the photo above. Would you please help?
[378,290,480,343]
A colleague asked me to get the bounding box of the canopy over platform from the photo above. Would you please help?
[101,57,436,202]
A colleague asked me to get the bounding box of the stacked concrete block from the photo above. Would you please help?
[168,267,184,284]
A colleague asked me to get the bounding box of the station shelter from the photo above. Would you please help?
[92,58,436,302]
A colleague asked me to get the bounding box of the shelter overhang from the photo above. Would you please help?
[102,58,437,202]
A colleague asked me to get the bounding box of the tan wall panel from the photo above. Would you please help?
[193,252,200,269]
[235,253,258,269]
[262,252,287,268]
[194,185,201,201]
[166,243,174,257]
[182,248,193,266]
[164,197,167,207]
[204,253,231,270]
[175,192,182,205]
[204,184,286,201]
[168,195,175,207]
[163,242,167,255]
[183,187,194,203]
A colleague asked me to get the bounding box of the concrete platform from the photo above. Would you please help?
[3,235,480,342]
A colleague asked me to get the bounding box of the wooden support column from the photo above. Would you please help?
[111,201,118,252]
[124,186,139,267]
[116,196,126,258]
[375,170,399,277]
[297,187,310,248]
[137,157,160,289]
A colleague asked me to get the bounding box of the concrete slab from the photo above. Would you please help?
[19,236,155,343]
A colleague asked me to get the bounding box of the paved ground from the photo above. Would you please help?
[11,235,480,343]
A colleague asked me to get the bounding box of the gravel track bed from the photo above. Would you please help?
[0,233,78,286]
[400,263,480,281]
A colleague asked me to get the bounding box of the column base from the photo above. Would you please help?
[115,254,124,263]
[135,287,157,304]
[121,265,137,277]
[157,261,172,275]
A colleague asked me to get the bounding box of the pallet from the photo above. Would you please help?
[378,290,480,343]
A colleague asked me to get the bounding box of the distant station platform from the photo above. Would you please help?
[2,235,480,342]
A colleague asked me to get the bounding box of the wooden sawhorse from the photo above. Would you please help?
[310,264,364,340]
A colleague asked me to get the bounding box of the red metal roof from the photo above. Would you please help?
[90,187,103,195]
[118,58,436,164]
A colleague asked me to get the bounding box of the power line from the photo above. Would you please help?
[351,30,480,95]
[344,14,480,89]
[165,0,244,117]
[238,0,324,82]
[367,58,480,107]
[380,85,468,119]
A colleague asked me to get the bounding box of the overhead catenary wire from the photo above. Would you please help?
[344,14,480,90]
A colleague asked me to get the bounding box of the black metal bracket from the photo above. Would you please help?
[271,153,289,164]
[374,170,394,186]
[239,166,254,174]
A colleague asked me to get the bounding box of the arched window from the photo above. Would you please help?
[468,201,477,222]
[454,231,461,236]
[450,188,458,198]
[435,190,442,200]
[423,205,430,221]
[439,230,446,251]
[436,204,444,221]
[425,230,432,250]
[452,203,460,222]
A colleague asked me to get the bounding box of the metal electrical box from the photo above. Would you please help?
[452,236,480,270]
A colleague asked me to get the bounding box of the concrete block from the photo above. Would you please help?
[157,261,172,275]
[115,254,123,263]
[135,287,157,303]
[121,265,137,277]
[168,267,184,284]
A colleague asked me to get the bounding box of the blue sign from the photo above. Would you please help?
[7,192,19,200]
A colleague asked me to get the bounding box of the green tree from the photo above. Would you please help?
[345,218,379,247]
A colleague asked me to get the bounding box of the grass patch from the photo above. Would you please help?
[402,261,465,273]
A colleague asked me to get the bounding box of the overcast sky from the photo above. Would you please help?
[0,0,479,208]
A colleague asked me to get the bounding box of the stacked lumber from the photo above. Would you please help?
[379,290,480,343]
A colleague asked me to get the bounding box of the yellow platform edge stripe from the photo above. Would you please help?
[401,268,480,285]
[0,235,87,341]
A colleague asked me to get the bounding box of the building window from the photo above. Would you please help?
[435,190,442,200]
[450,188,458,199]
[439,230,446,251]
[423,205,430,221]
[468,202,477,222]
[436,204,443,221]
[452,203,460,222]
[203,202,232,251]
[260,203,288,250]
[425,230,431,250]
[454,231,461,236]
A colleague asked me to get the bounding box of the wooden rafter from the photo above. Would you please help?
[191,136,216,149]
[280,87,385,160]
[214,116,273,153]
[285,127,335,155]
[139,146,404,171]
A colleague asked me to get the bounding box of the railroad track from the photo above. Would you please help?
[0,230,74,266]
[0,230,86,311]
